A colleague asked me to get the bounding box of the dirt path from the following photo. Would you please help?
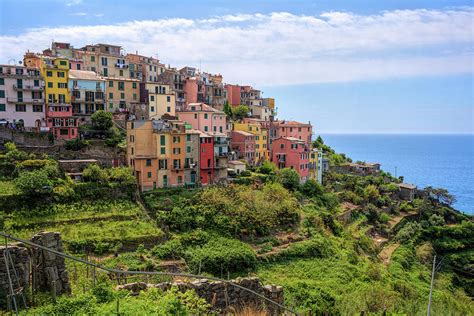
[379,243,400,265]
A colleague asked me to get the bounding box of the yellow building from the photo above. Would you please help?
[40,57,70,105]
[233,122,269,165]
[75,44,130,79]
[309,148,323,184]
[145,83,176,119]
[106,77,140,111]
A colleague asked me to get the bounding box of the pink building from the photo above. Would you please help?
[177,103,228,135]
[46,104,78,139]
[69,59,84,71]
[184,77,198,104]
[0,64,46,129]
[225,84,241,106]
[271,137,310,182]
[230,130,256,165]
[273,120,313,145]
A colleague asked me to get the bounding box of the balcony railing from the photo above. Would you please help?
[13,85,44,91]
[7,97,44,103]
[115,63,129,69]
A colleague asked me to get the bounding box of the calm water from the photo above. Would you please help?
[321,134,474,214]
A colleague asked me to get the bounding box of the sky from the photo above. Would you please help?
[0,0,473,134]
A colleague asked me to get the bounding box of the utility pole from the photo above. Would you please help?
[427,255,436,316]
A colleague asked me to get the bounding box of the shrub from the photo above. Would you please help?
[91,110,114,130]
[276,168,300,191]
[65,138,89,151]
[279,236,335,259]
[83,164,109,183]
[300,179,324,197]
[184,237,257,275]
[14,169,52,197]
[258,161,277,175]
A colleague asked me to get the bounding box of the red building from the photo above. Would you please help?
[230,130,256,165]
[46,104,78,139]
[225,84,241,106]
[271,137,310,182]
[199,132,215,185]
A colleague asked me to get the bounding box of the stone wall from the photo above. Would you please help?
[0,245,30,308]
[30,232,71,295]
[117,277,284,314]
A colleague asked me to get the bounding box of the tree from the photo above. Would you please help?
[300,179,324,197]
[312,135,324,148]
[424,186,456,206]
[223,100,232,117]
[363,184,380,204]
[14,170,52,197]
[232,105,249,121]
[257,161,277,175]
[83,164,109,183]
[108,167,136,186]
[91,110,113,130]
[276,168,300,191]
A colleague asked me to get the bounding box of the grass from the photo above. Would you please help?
[0,180,18,196]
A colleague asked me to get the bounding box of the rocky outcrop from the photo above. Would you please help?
[30,232,71,295]
[116,277,284,314]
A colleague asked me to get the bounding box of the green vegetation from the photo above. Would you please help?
[1,141,472,314]
[232,105,250,121]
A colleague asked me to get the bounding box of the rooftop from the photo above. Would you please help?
[398,183,417,189]
[69,70,105,81]
[232,130,254,137]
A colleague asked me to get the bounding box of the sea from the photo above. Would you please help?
[320,134,474,215]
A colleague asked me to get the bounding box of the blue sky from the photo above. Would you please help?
[0,0,473,133]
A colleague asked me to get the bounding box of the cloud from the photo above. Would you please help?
[0,8,472,86]
[70,12,87,16]
[65,0,83,6]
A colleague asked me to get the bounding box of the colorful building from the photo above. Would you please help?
[127,119,201,191]
[69,70,106,123]
[177,103,228,135]
[105,77,140,112]
[271,137,310,182]
[271,120,313,146]
[41,57,78,139]
[233,120,269,165]
[309,148,323,184]
[76,44,129,79]
[224,84,241,106]
[198,131,214,185]
[230,130,256,165]
[0,64,46,128]
[141,82,175,119]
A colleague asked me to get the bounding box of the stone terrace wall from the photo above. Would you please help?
[0,245,30,308]
[117,277,284,315]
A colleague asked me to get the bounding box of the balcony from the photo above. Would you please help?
[114,63,129,69]
[13,84,44,91]
[1,71,41,78]
[7,97,44,104]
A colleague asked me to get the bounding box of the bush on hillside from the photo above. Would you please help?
[14,169,52,197]
[276,168,300,191]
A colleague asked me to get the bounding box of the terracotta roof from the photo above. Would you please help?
[184,103,224,113]
[398,183,417,189]
[69,70,105,81]
[232,130,254,137]
[282,136,305,143]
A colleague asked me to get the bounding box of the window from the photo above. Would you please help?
[91,56,95,62]
[132,82,137,89]
[77,64,81,70]
[109,92,113,99]
[58,94,66,103]
[219,126,223,133]
[147,172,152,178]
[146,159,152,166]
[0,78,4,85]
[120,93,125,99]
[59,60,67,66]
[167,106,171,112]
[118,82,125,90]
[101,57,108,66]
[177,176,183,184]
[33,104,43,112]
[57,72,65,78]
[57,83,67,88]
[280,143,284,149]
[159,159,168,170]
[0,104,5,111]
[186,146,191,153]
[204,113,208,119]
[150,95,154,101]
[186,134,191,141]
[15,104,26,112]
[109,81,113,87]
[60,129,69,136]
[167,96,171,102]
[0,90,4,98]
[160,135,165,145]
[133,93,137,100]
[119,70,123,76]
[173,136,180,143]
[173,148,181,154]
[160,147,166,155]
[46,71,52,77]
[91,67,96,72]
[129,135,134,142]
[204,126,208,132]
[48,82,53,88]
[103,68,108,76]
[150,106,155,112]
[34,79,39,86]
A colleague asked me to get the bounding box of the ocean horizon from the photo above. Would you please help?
[320,133,474,214]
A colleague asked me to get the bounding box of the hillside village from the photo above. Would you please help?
[0,42,326,189]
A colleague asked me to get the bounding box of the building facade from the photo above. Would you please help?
[69,70,106,123]
[0,64,46,128]
[271,137,310,182]
[230,130,256,165]
[106,77,140,112]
